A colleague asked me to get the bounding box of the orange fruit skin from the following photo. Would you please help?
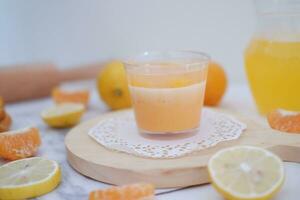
[268,109,300,133]
[89,183,154,200]
[204,62,227,106]
[52,88,90,107]
[0,127,41,160]
[0,112,12,133]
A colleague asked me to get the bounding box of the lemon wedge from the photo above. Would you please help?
[0,157,61,200]
[41,103,85,128]
[208,146,284,200]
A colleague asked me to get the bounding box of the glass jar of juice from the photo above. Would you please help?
[244,0,300,114]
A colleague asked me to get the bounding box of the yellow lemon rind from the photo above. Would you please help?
[208,146,284,200]
[0,158,61,200]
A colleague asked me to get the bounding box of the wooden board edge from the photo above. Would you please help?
[66,146,210,188]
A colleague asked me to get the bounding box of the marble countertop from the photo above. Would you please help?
[1,81,300,200]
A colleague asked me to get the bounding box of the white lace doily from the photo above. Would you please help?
[88,109,247,159]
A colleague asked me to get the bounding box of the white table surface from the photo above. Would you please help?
[2,81,300,200]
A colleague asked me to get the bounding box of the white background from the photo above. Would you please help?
[0,0,256,83]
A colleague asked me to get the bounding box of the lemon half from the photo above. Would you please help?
[0,157,61,200]
[208,146,284,200]
[41,103,85,128]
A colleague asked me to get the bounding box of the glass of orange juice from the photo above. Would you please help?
[124,51,209,134]
[244,0,300,114]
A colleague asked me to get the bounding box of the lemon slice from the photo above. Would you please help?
[0,157,61,200]
[208,146,284,200]
[41,103,85,128]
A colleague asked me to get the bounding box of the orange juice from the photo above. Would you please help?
[245,39,300,114]
[126,62,208,134]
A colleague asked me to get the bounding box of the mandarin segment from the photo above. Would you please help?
[52,88,90,106]
[89,183,155,200]
[267,109,300,133]
[0,127,41,160]
[0,112,12,132]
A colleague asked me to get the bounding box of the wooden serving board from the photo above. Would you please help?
[65,108,300,188]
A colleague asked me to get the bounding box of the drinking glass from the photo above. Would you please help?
[124,51,209,134]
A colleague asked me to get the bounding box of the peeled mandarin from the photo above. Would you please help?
[52,87,90,107]
[89,183,155,200]
[267,109,300,133]
[0,127,41,160]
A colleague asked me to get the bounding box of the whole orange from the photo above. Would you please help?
[204,62,227,106]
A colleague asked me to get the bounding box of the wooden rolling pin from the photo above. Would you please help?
[0,62,104,103]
